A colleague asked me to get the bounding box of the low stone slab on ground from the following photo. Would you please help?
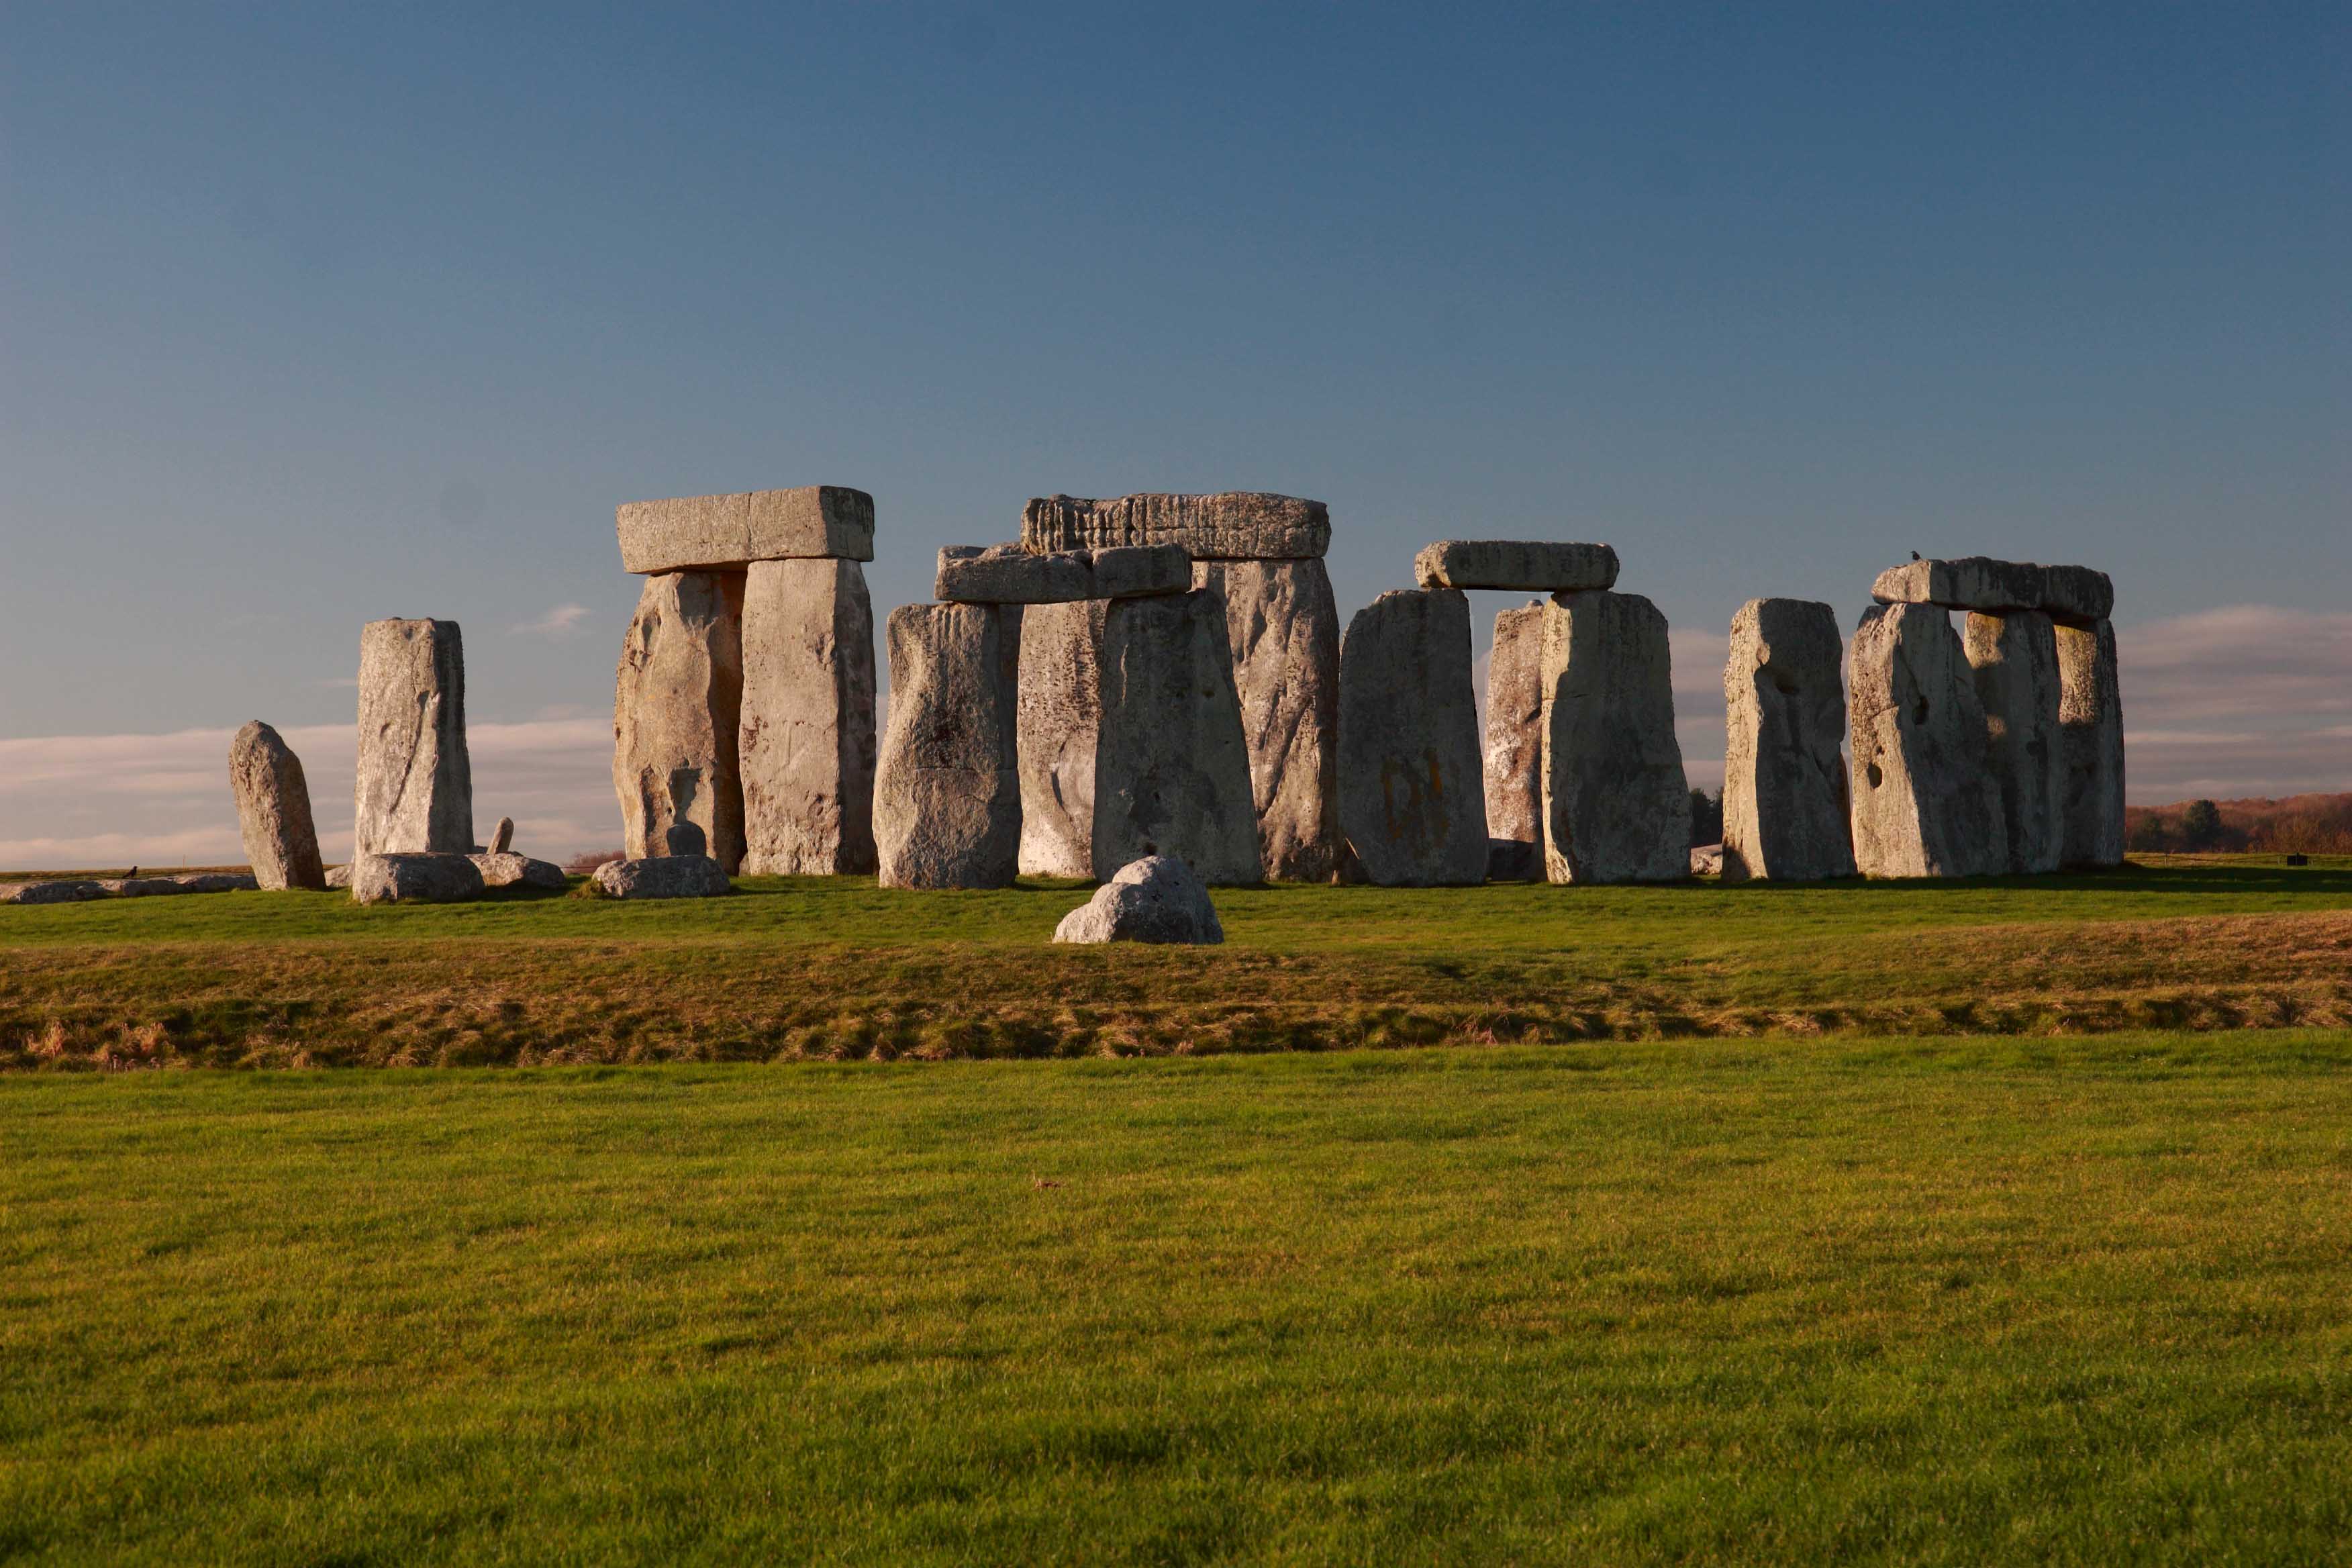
[936,542,1191,603]
[616,486,875,574]
[592,854,731,899]
[1691,844,1724,877]
[350,854,485,905]
[174,873,258,893]
[1022,493,1330,560]
[0,880,109,905]
[99,877,198,897]
[1413,540,1619,593]
[1869,558,2114,626]
[469,852,567,891]
[324,865,351,890]
[1052,856,1224,945]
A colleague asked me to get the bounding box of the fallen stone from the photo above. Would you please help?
[873,602,1024,889]
[1481,602,1548,882]
[1022,493,1330,560]
[99,877,197,897]
[469,852,567,891]
[1540,591,1691,883]
[1093,589,1263,885]
[349,853,485,905]
[0,880,107,905]
[1870,557,2114,625]
[616,486,875,574]
[1335,588,1487,886]
[1691,844,1724,877]
[1414,540,1620,593]
[2058,619,2126,868]
[229,720,327,891]
[1721,598,1855,883]
[1192,558,1342,883]
[1016,599,1107,879]
[1052,856,1224,945]
[354,618,473,858]
[488,816,514,854]
[613,570,747,873]
[324,865,352,890]
[739,557,877,875]
[175,873,259,893]
[936,542,1191,604]
[1847,603,2006,878]
[1965,611,2065,874]
[592,853,731,899]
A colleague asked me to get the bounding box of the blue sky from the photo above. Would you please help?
[1,4,2345,860]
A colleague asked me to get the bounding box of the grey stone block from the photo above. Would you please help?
[738,558,877,875]
[612,570,746,873]
[616,487,875,573]
[1414,540,1619,593]
[1721,599,1855,883]
[874,602,1024,889]
[229,720,327,891]
[1540,591,1691,884]
[1965,610,2065,874]
[354,619,472,859]
[1093,589,1263,885]
[1022,493,1330,560]
[1848,603,2005,878]
[1481,603,1548,882]
[1336,588,1487,886]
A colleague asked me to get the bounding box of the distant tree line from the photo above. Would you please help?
[2126,795,2352,854]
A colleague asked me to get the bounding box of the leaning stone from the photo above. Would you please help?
[324,865,352,890]
[613,570,746,872]
[228,720,327,890]
[0,880,107,905]
[1481,603,1548,882]
[1414,540,1619,593]
[738,558,877,875]
[175,873,259,893]
[592,854,730,899]
[1052,856,1224,945]
[1335,589,1487,886]
[616,487,875,574]
[874,602,1024,889]
[2058,619,2125,868]
[1016,599,1107,879]
[1721,599,1855,883]
[469,852,567,891]
[488,816,514,854]
[1022,493,1330,560]
[1540,591,1691,883]
[349,853,484,905]
[99,877,197,897]
[1965,611,2065,874]
[1192,559,1342,882]
[354,618,473,858]
[1848,604,2006,878]
[1093,589,1263,885]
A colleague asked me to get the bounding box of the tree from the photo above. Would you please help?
[1689,787,1724,847]
[2182,799,2223,850]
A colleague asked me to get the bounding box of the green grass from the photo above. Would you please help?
[5,1035,2351,1563]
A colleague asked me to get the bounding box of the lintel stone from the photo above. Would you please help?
[1022,493,1329,560]
[1870,556,2114,626]
[618,486,875,574]
[1413,540,1619,593]
[935,542,1191,603]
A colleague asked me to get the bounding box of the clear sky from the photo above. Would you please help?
[1,3,2345,863]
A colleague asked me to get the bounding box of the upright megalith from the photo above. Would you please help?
[354,619,472,858]
[873,603,1024,889]
[1336,589,1487,885]
[1093,589,1263,885]
[1191,558,1342,882]
[738,557,877,875]
[613,571,746,873]
[1847,604,2004,878]
[1482,603,1548,881]
[1539,591,1689,883]
[1720,599,1853,883]
[1964,611,2065,874]
[1016,599,1108,879]
[2058,619,2125,868]
[228,721,326,890]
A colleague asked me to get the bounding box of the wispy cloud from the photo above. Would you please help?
[511,603,592,639]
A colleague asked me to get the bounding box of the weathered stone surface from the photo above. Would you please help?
[0,880,107,905]
[874,602,1024,889]
[1691,845,1724,877]
[1022,493,1330,560]
[616,486,875,574]
[227,720,327,891]
[739,558,877,875]
[354,618,472,859]
[1414,540,1620,593]
[1192,559,1341,883]
[175,873,258,893]
[324,865,352,890]
[489,816,514,854]
[1016,599,1107,879]
[1335,589,1487,886]
[2038,567,2115,628]
[1847,604,2006,878]
[1052,856,1225,945]
[1482,603,1548,882]
[613,570,746,873]
[1094,589,1263,885]
[2058,619,2126,868]
[101,877,198,897]
[469,851,567,890]
[1871,558,2114,625]
[350,852,485,905]
[1965,611,2065,874]
[663,822,706,857]
[936,542,1191,604]
[1721,598,1854,883]
[1540,591,1691,884]
[592,852,731,899]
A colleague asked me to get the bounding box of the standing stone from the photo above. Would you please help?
[1964,611,2065,874]
[228,721,326,891]
[1016,599,1108,879]
[354,619,472,858]
[1093,589,1263,885]
[1847,604,2005,878]
[488,816,515,854]
[613,571,746,873]
[873,603,1023,889]
[1482,603,1548,881]
[1720,599,1853,883]
[1540,591,1690,884]
[1335,589,1487,886]
[739,558,877,875]
[2058,619,2126,868]
[1191,559,1341,883]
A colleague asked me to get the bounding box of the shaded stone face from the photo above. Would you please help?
[1539,590,1690,884]
[612,571,746,873]
[1720,599,1853,883]
[1413,541,1619,594]
[1022,493,1330,560]
[936,542,1191,603]
[1847,604,2004,878]
[873,602,1024,890]
[229,720,326,891]
[2057,618,2125,868]
[738,558,877,876]
[354,619,472,858]
[1015,599,1108,879]
[1191,559,1341,883]
[1481,603,1548,882]
[1965,610,2065,874]
[1335,588,1487,887]
[616,486,875,574]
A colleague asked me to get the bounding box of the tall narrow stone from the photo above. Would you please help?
[1335,589,1487,886]
[228,721,326,890]
[612,571,746,873]
[1965,610,2065,874]
[1482,603,1548,881]
[1847,604,2004,878]
[739,558,877,875]
[2058,619,2125,868]
[1016,599,1108,878]
[354,618,471,857]
[1721,599,1853,883]
[1540,591,1690,883]
[873,603,1024,889]
[1191,559,1341,882]
[1093,589,1263,885]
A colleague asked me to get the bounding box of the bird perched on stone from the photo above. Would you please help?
[1909,550,1922,561]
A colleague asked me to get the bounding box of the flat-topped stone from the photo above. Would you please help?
[1022,493,1329,560]
[469,851,567,891]
[0,879,107,905]
[593,852,730,899]
[354,619,471,859]
[936,542,1191,603]
[350,853,484,905]
[1870,557,2114,625]
[617,487,875,574]
[1414,540,1620,593]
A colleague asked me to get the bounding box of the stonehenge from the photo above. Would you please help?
[937,542,1191,603]
[1847,603,2006,878]
[1964,611,2065,873]
[1538,591,1691,884]
[1720,599,1854,883]
[873,601,1025,889]
[354,618,473,859]
[228,720,326,891]
[613,570,745,872]
[616,485,875,575]
[738,556,877,875]
[2058,619,2125,868]
[1335,589,1488,885]
[1481,603,1548,881]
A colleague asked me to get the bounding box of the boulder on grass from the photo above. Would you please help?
[0,880,108,905]
[175,873,259,893]
[99,877,197,897]
[324,865,352,889]
[1052,856,1224,945]
[350,854,483,905]
[593,854,731,899]
[469,852,567,891]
